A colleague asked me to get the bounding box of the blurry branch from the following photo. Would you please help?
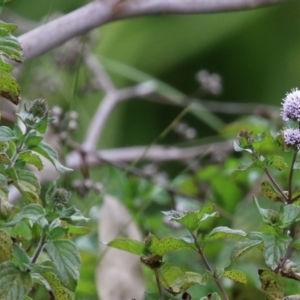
[16,0,288,63]
[67,142,232,166]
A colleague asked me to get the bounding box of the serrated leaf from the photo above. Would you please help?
[0,261,32,300]
[7,168,41,204]
[162,204,217,232]
[150,237,195,256]
[0,70,20,105]
[254,196,278,226]
[223,270,247,284]
[31,141,72,173]
[259,269,284,300]
[262,232,291,270]
[45,240,81,291]
[0,173,8,202]
[0,229,13,263]
[205,226,246,242]
[17,151,43,171]
[158,264,207,295]
[265,155,288,171]
[261,181,285,202]
[0,126,16,141]
[279,204,300,228]
[5,204,45,226]
[107,237,144,255]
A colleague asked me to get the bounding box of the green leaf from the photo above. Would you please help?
[265,155,288,171]
[278,204,300,228]
[13,244,31,270]
[230,240,263,262]
[32,265,72,300]
[262,232,291,270]
[259,269,284,300]
[205,227,246,242]
[261,181,286,203]
[162,204,218,232]
[253,196,279,226]
[0,152,11,164]
[223,270,247,284]
[45,240,81,291]
[0,126,16,141]
[0,70,20,105]
[107,237,144,255]
[24,135,43,148]
[0,21,22,61]
[0,261,32,300]
[231,160,264,179]
[5,204,45,227]
[0,173,8,202]
[49,226,69,240]
[150,237,195,256]
[66,224,91,236]
[31,141,72,173]
[7,168,41,204]
[58,206,89,222]
[158,264,207,295]
[17,151,43,171]
[0,229,13,263]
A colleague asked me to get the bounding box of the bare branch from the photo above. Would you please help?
[17,0,288,63]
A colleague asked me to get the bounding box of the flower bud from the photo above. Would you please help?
[26,99,49,118]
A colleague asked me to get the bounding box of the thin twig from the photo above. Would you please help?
[288,150,298,203]
[154,269,165,300]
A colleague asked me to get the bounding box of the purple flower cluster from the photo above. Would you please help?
[282,89,300,150]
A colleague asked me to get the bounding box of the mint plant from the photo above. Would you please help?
[106,89,300,300]
[0,99,89,300]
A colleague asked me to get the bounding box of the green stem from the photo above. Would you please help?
[31,235,46,264]
[192,233,229,300]
[288,150,298,203]
[154,269,165,300]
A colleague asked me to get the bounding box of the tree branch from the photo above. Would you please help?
[17,0,288,63]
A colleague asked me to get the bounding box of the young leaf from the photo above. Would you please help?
[205,227,246,242]
[259,269,284,300]
[264,155,288,171]
[107,237,144,255]
[262,232,291,270]
[223,270,247,284]
[58,206,89,222]
[200,292,221,300]
[162,204,217,232]
[0,261,32,300]
[4,204,45,227]
[0,229,13,263]
[158,264,207,295]
[253,196,279,226]
[261,181,286,203]
[45,240,81,291]
[31,141,72,173]
[49,226,69,240]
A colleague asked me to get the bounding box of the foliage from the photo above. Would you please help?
[0,98,88,298]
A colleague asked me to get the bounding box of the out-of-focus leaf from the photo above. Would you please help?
[0,126,16,142]
[205,226,246,242]
[0,261,32,300]
[279,204,300,228]
[0,173,8,202]
[253,196,279,226]
[261,181,285,203]
[0,70,20,104]
[259,269,284,300]
[262,232,291,270]
[0,229,13,263]
[223,270,247,284]
[107,237,144,255]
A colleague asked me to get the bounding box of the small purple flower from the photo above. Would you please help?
[281,88,300,122]
[283,128,300,149]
